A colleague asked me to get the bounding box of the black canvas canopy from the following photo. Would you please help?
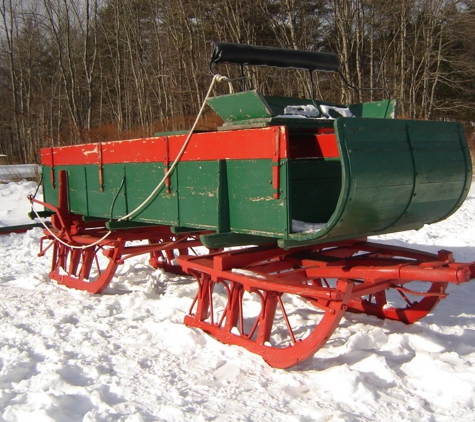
[210,41,340,72]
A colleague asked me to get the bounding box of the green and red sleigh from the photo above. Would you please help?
[29,42,475,368]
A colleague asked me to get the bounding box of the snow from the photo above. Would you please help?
[284,105,320,118]
[320,105,354,118]
[292,220,326,233]
[1,170,475,422]
[279,104,354,119]
[0,181,39,228]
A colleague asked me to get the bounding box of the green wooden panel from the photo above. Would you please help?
[42,160,230,232]
[226,159,289,237]
[41,166,57,209]
[122,164,178,224]
[43,163,179,225]
[83,166,103,216]
[177,161,226,230]
[281,118,472,248]
[289,159,341,223]
[66,166,88,214]
[207,91,273,122]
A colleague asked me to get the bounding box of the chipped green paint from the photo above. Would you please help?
[42,159,289,235]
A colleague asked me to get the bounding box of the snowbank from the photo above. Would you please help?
[0,165,40,183]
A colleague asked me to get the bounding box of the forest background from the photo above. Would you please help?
[1,0,475,164]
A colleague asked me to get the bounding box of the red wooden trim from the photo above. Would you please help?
[272,165,280,199]
[40,126,290,166]
[287,133,339,159]
[317,134,339,158]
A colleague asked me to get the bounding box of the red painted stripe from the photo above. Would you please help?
[41,126,339,166]
[41,126,288,166]
[317,134,339,158]
[287,133,339,159]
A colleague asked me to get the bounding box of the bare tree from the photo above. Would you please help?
[1,0,475,164]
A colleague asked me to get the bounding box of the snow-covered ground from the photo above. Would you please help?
[1,172,475,422]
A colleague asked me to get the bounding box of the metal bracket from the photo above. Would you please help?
[272,129,281,199]
[164,136,171,194]
[97,142,104,191]
[50,147,55,189]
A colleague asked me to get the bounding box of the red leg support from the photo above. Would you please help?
[179,241,475,367]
